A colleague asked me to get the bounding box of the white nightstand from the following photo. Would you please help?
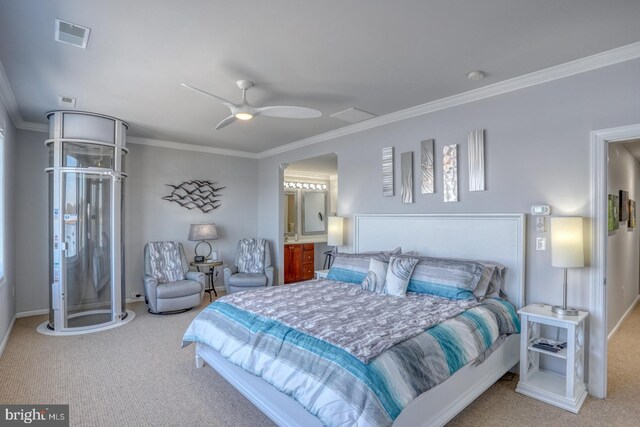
[315,269,329,279]
[516,304,589,413]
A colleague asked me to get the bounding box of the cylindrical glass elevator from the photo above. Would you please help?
[38,111,134,335]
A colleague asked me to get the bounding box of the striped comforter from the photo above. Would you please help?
[182,281,520,427]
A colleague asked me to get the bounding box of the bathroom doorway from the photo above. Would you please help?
[282,153,338,284]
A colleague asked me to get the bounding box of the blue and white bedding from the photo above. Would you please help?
[182,279,520,427]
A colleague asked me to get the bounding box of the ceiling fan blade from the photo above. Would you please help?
[256,106,321,119]
[181,83,235,108]
[215,115,237,130]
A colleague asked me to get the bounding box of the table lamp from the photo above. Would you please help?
[326,216,344,267]
[188,223,218,262]
[551,217,584,316]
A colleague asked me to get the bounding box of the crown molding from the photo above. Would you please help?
[126,136,258,159]
[257,41,640,159]
[3,41,640,159]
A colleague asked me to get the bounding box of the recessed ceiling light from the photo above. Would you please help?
[330,107,376,124]
[55,18,91,49]
[467,70,486,81]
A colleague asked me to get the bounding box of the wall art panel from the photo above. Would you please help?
[421,139,434,194]
[443,144,458,202]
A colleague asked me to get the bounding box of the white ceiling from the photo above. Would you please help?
[1,1,640,154]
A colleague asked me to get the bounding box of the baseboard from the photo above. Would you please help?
[608,294,640,340]
[16,308,48,318]
[0,315,16,359]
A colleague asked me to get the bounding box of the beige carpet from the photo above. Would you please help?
[1,299,639,427]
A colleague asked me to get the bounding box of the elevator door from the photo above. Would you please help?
[61,171,113,329]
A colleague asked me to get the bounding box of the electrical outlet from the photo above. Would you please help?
[536,237,546,251]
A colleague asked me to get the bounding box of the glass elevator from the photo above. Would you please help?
[40,111,133,335]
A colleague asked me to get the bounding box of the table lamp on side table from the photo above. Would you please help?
[188,223,218,262]
[550,216,584,316]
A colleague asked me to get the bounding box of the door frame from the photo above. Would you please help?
[590,123,640,398]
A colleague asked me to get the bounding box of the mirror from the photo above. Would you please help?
[284,191,297,235]
[302,190,327,235]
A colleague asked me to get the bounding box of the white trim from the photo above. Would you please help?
[16,308,48,318]
[0,315,16,358]
[3,42,640,159]
[607,295,640,341]
[126,136,258,159]
[257,41,640,159]
[590,122,640,399]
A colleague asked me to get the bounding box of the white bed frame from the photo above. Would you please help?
[195,213,526,427]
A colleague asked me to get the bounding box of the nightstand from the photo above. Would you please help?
[315,269,329,279]
[516,304,589,413]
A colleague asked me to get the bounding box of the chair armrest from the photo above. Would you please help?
[186,271,206,288]
[223,266,238,294]
[143,275,159,303]
[265,266,274,287]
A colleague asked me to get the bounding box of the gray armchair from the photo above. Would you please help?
[224,238,274,294]
[143,241,205,314]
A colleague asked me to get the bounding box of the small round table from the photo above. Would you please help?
[190,260,223,301]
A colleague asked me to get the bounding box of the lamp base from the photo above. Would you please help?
[552,305,579,316]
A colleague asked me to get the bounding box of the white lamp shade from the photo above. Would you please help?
[188,223,218,241]
[327,216,344,247]
[551,217,584,268]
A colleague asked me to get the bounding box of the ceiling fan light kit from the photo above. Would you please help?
[182,80,321,130]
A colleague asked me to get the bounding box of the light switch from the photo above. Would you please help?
[536,237,546,251]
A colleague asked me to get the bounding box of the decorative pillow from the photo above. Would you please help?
[473,262,507,300]
[236,238,266,273]
[405,256,485,300]
[384,256,419,297]
[147,242,186,283]
[360,258,388,293]
[327,251,395,284]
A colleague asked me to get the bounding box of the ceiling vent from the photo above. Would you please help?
[55,19,90,49]
[330,107,376,124]
[58,95,77,108]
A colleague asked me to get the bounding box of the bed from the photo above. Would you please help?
[184,213,525,426]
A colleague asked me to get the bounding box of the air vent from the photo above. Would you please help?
[55,19,90,49]
[330,107,376,124]
[58,95,77,107]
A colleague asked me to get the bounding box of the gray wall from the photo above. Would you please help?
[607,143,640,334]
[257,58,640,377]
[0,100,16,350]
[14,132,259,313]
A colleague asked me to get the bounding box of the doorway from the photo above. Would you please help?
[281,153,338,284]
[590,123,640,398]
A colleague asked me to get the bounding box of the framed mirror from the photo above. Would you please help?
[302,190,327,235]
[284,191,297,235]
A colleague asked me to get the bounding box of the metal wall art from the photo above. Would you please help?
[401,151,414,204]
[162,180,225,213]
[443,144,458,202]
[382,147,394,197]
[468,129,485,191]
[420,139,434,194]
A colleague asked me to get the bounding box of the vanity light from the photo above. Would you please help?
[284,181,328,191]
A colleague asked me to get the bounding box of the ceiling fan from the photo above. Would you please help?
[181,80,322,130]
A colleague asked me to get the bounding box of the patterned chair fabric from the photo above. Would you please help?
[143,241,205,314]
[224,238,274,294]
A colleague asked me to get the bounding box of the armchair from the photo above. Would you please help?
[224,238,274,294]
[143,241,205,314]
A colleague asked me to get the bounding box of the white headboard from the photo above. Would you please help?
[353,214,526,309]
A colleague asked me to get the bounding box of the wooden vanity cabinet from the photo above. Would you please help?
[284,243,315,283]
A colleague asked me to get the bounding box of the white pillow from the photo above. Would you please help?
[384,256,419,297]
[360,258,388,293]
